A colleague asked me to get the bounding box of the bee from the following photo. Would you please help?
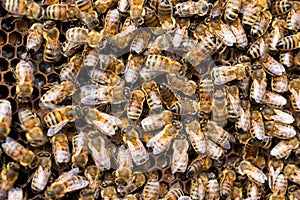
[277,32,300,50]
[0,100,12,139]
[42,21,61,63]
[175,0,211,17]
[65,27,89,47]
[271,73,288,93]
[18,108,45,147]
[118,172,146,195]
[27,23,43,53]
[140,110,174,131]
[142,81,163,113]
[250,65,267,103]
[190,174,207,200]
[127,90,145,121]
[284,164,300,185]
[261,106,294,124]
[185,118,206,155]
[162,187,184,199]
[250,110,265,140]
[114,146,132,189]
[211,87,228,127]
[271,0,292,15]
[79,9,100,30]
[75,0,92,11]
[131,29,151,54]
[142,178,160,200]
[260,54,285,76]
[87,30,107,50]
[270,137,300,159]
[241,1,260,27]
[145,55,183,76]
[198,75,213,114]
[280,51,294,68]
[268,159,284,191]
[246,181,262,200]
[186,156,212,178]
[129,0,145,24]
[261,91,287,108]
[31,151,52,192]
[204,120,231,149]
[206,139,224,160]
[103,8,120,36]
[250,10,272,39]
[220,169,236,198]
[59,55,83,82]
[143,7,163,34]
[230,19,248,49]
[94,0,117,14]
[14,60,34,102]
[158,83,180,109]
[170,99,198,115]
[206,179,220,200]
[247,37,268,60]
[224,0,242,23]
[268,18,285,51]
[237,160,267,184]
[72,132,88,168]
[270,174,287,199]
[226,85,241,119]
[167,75,197,97]
[288,78,300,112]
[1,137,35,167]
[211,64,248,85]
[83,107,122,136]
[232,186,242,200]
[84,165,101,198]
[0,162,19,195]
[147,123,179,155]
[8,188,23,200]
[46,4,80,21]
[44,105,79,137]
[80,85,128,106]
[79,188,95,200]
[101,185,118,200]
[243,138,259,161]
[288,185,300,200]
[88,69,124,86]
[286,7,300,31]
[3,0,44,19]
[171,136,189,174]
[118,0,129,14]
[158,0,176,30]
[50,133,70,165]
[45,168,88,199]
[124,54,143,84]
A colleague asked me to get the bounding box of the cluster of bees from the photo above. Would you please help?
[1,0,300,199]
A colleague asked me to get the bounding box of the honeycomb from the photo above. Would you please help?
[1,0,300,199]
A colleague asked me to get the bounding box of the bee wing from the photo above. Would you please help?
[227,92,241,115]
[47,120,69,137]
[74,132,87,157]
[291,88,300,109]
[220,23,236,46]
[244,169,267,184]
[34,166,49,191]
[290,9,300,29]
[252,79,266,103]
[65,176,89,192]
[262,56,285,76]
[171,152,188,174]
[56,167,79,183]
[8,188,23,200]
[92,120,116,136]
[212,66,237,85]
[146,131,164,148]
[98,112,122,126]
[117,145,133,169]
[186,128,206,154]
[81,95,110,105]
[127,139,149,165]
[275,124,296,138]
[272,109,294,124]
[251,119,265,140]
[91,146,111,170]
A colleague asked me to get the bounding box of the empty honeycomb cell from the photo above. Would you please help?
[34,73,47,87]
[159,181,169,197]
[17,46,28,60]
[31,86,40,101]
[9,31,22,46]
[162,168,176,182]
[0,58,9,71]
[7,98,18,114]
[10,85,16,97]
[0,3,8,17]
[156,154,170,169]
[47,73,60,83]
[0,30,7,45]
[1,17,16,32]
[4,71,16,86]
[10,58,20,71]
[16,19,30,33]
[2,44,15,59]
[0,85,9,99]
[39,62,53,74]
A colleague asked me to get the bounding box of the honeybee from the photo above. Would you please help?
[243,138,259,161]
[75,0,92,11]
[88,69,124,86]
[261,106,294,124]
[220,169,236,199]
[27,23,43,53]
[235,99,250,131]
[31,151,52,192]
[271,73,288,93]
[83,107,122,136]
[286,7,300,31]
[50,133,70,164]
[79,188,95,200]
[115,146,132,189]
[118,0,129,14]
[270,174,288,199]
[211,64,248,85]
[204,120,231,149]
[145,55,183,76]
[72,132,88,168]
[14,60,34,102]
[268,159,284,191]
[158,0,175,30]
[162,187,184,199]
[261,91,287,108]
[84,165,101,198]
[271,0,292,15]
[101,185,118,200]
[42,21,61,63]
[87,30,107,49]
[250,110,266,140]
[18,108,45,147]
[211,87,228,127]
[129,0,145,24]
[206,179,220,200]
[45,168,88,199]
[277,32,300,50]
[65,27,89,47]
[1,137,35,167]
[0,162,19,195]
[142,7,163,34]
[59,55,83,82]
[268,18,285,51]
[250,65,267,103]
[232,186,242,200]
[170,99,198,115]
[206,139,224,160]
[284,164,300,185]
[171,136,189,174]
[237,160,267,184]
[175,0,211,17]
[46,4,80,21]
[288,78,300,112]
[270,137,300,159]
[141,81,163,113]
[118,172,146,195]
[198,75,213,114]
[247,37,268,60]
[246,181,262,200]
[8,188,23,200]
[127,90,145,121]
[224,0,242,23]
[250,10,272,39]
[94,0,117,14]
[103,8,120,35]
[190,174,207,200]
[167,75,197,97]
[186,156,212,178]
[3,0,44,19]
[241,1,260,27]
[131,29,151,54]
[81,85,128,106]
[142,179,160,200]
[124,54,143,84]
[80,9,100,30]
[226,85,242,119]
[261,54,285,76]
[280,51,294,68]
[140,110,174,131]
[230,19,248,49]
[122,126,149,165]
[184,118,206,155]
[158,83,180,109]
[0,100,12,139]
[44,105,79,137]
[147,123,179,155]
